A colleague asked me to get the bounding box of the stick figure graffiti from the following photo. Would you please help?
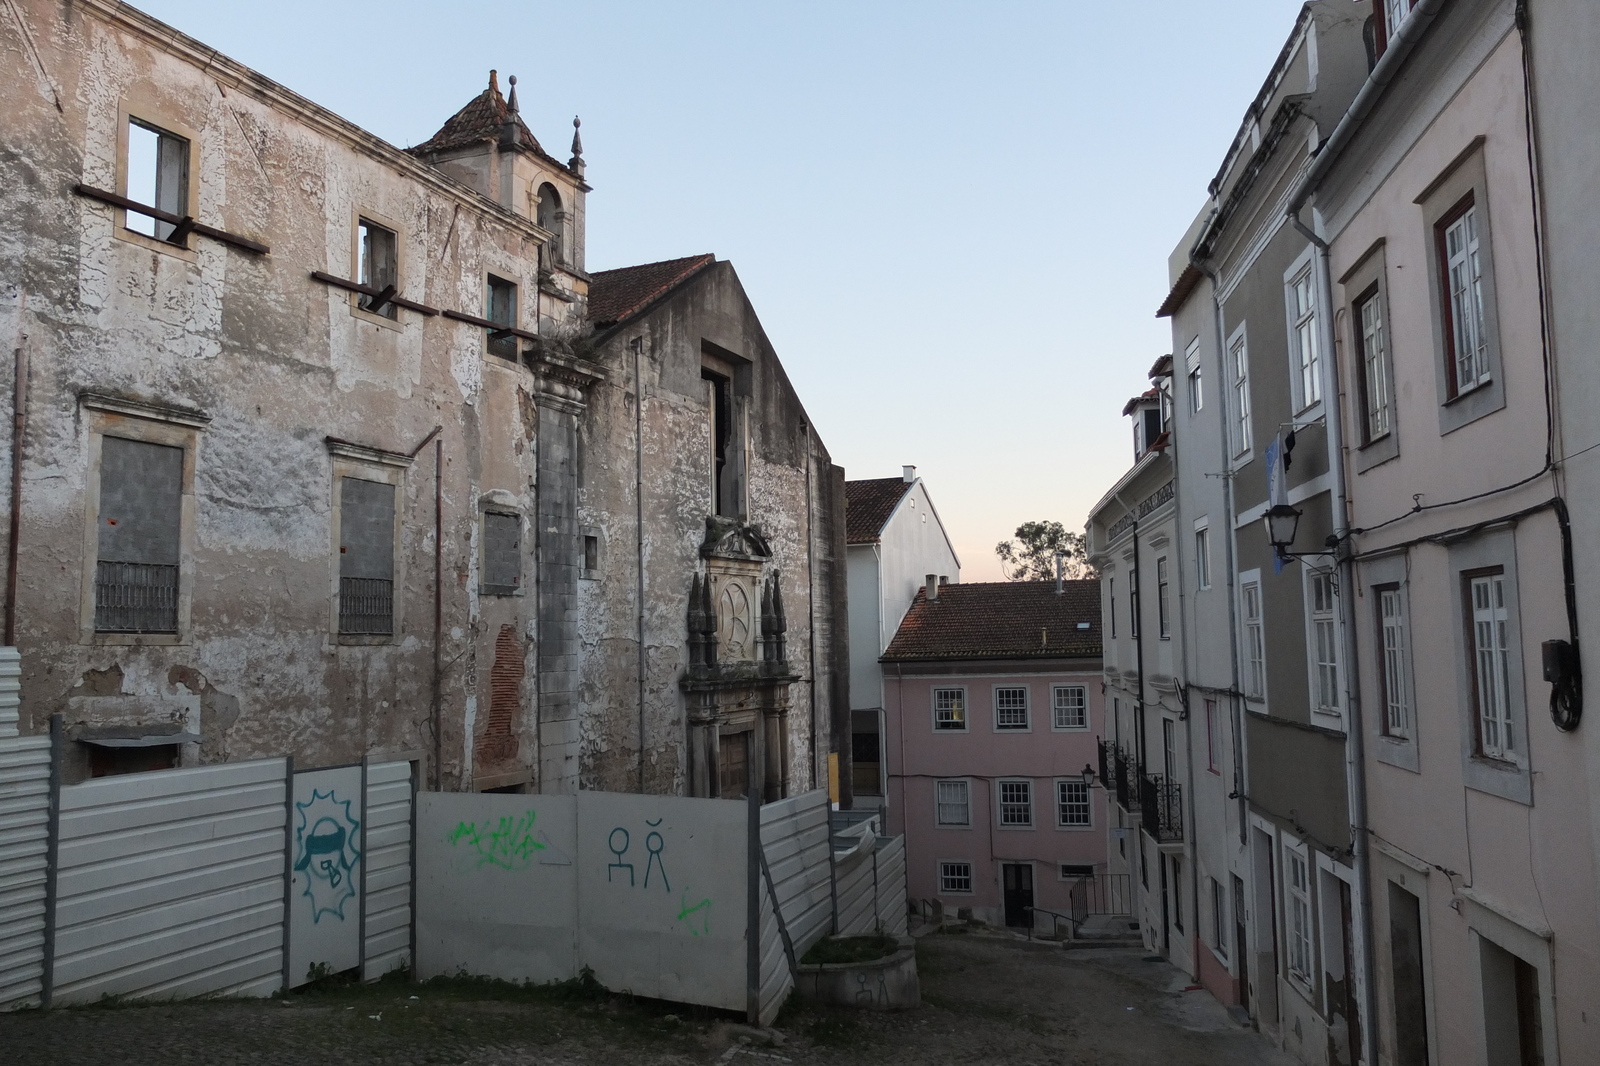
[644,818,670,891]
[294,789,361,923]
[607,827,634,885]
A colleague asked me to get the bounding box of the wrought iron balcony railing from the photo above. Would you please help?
[1139,774,1184,843]
[94,560,179,633]
[1113,746,1140,813]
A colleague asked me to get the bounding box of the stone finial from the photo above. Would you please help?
[569,116,585,176]
[488,69,499,94]
[700,572,718,667]
[771,573,788,663]
[760,578,775,662]
[507,74,519,113]
[688,574,705,668]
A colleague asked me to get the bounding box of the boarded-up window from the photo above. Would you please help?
[339,477,395,635]
[95,437,182,633]
[481,512,521,595]
[486,275,517,359]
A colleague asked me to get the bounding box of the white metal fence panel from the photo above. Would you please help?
[52,758,288,1004]
[875,835,908,938]
[362,760,412,981]
[834,838,877,936]
[288,765,363,987]
[756,860,790,1026]
[0,735,51,1009]
[760,790,832,959]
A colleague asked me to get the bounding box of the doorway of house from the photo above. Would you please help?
[1233,873,1251,1010]
[1003,863,1034,928]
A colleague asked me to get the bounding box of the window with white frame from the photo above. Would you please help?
[1195,525,1211,590]
[1243,580,1265,698]
[1205,698,1221,773]
[1355,286,1392,442]
[1289,265,1321,410]
[1310,569,1340,715]
[1286,846,1314,985]
[936,780,970,826]
[995,687,1029,730]
[1157,556,1171,639]
[1211,877,1228,958]
[1230,333,1252,457]
[939,861,973,894]
[1057,779,1091,827]
[1440,198,1490,396]
[1385,0,1416,40]
[1186,337,1203,415]
[998,780,1033,827]
[1052,685,1087,730]
[1378,586,1411,738]
[933,687,967,731]
[1468,570,1514,759]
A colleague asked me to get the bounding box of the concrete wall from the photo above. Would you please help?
[884,665,1105,926]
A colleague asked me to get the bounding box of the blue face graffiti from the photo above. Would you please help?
[294,789,361,923]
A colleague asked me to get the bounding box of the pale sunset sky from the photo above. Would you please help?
[135,0,1310,580]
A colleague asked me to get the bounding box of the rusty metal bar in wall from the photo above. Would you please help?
[72,184,270,255]
[310,271,439,317]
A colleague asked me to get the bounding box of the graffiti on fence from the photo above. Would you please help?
[607,817,672,892]
[294,789,361,923]
[675,890,713,937]
[448,810,546,871]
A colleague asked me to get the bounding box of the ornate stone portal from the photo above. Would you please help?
[682,517,795,801]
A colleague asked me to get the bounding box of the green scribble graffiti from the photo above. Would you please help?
[448,811,546,870]
[676,890,713,936]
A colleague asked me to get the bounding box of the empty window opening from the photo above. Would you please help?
[851,725,882,796]
[939,861,973,894]
[1052,685,1087,730]
[583,534,599,572]
[536,183,563,267]
[95,437,182,634]
[995,687,1029,730]
[358,219,399,319]
[933,687,967,731]
[125,118,189,241]
[703,370,734,516]
[999,780,1033,826]
[339,477,395,635]
[936,780,970,826]
[481,512,521,595]
[486,275,519,359]
[1057,779,1090,827]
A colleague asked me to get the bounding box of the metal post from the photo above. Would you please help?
[745,777,761,1024]
[280,755,295,992]
[40,713,60,1009]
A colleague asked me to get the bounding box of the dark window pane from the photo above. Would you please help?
[339,477,395,634]
[482,512,521,593]
[95,437,182,633]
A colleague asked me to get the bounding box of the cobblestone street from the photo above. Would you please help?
[1,932,1294,1066]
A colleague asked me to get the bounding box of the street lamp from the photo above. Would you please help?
[1265,503,1303,557]
[1080,764,1097,788]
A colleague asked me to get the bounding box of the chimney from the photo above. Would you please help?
[926,574,939,602]
[939,575,949,586]
[1055,550,1064,595]
[902,465,917,483]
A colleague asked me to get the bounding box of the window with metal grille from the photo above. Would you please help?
[1356,286,1391,441]
[1286,849,1313,983]
[1469,571,1513,759]
[998,780,1032,826]
[933,688,966,730]
[1289,265,1321,409]
[1052,685,1087,730]
[94,437,182,633]
[1057,779,1090,827]
[1243,581,1265,698]
[1440,198,1489,396]
[995,687,1028,730]
[486,275,518,359]
[1310,569,1339,714]
[1378,586,1410,737]
[481,511,521,595]
[936,780,970,826]
[125,118,189,242]
[358,219,398,319]
[339,477,395,635]
[939,861,973,894]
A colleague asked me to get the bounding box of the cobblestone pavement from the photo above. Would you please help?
[0,931,1296,1065]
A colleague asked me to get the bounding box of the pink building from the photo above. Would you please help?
[882,578,1105,928]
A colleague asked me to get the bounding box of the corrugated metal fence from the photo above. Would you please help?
[0,732,51,1009]
[832,817,909,938]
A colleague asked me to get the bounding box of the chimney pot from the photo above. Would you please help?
[903,465,917,483]
[939,575,948,586]
[926,574,938,602]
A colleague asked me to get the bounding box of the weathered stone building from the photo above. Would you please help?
[0,0,847,798]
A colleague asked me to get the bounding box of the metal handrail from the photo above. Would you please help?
[1023,905,1082,941]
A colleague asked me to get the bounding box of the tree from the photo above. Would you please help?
[995,520,1094,581]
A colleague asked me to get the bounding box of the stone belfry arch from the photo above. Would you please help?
[682,518,794,801]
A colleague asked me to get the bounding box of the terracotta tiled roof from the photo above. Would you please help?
[1156,263,1202,318]
[881,579,1101,662]
[844,478,913,544]
[1122,387,1158,416]
[587,254,716,328]
[409,71,541,156]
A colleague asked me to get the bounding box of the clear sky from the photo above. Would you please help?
[134,0,1308,581]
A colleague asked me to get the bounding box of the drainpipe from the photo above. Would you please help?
[804,424,818,790]
[1286,200,1378,1066]
[5,296,28,648]
[407,425,444,791]
[633,337,647,793]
